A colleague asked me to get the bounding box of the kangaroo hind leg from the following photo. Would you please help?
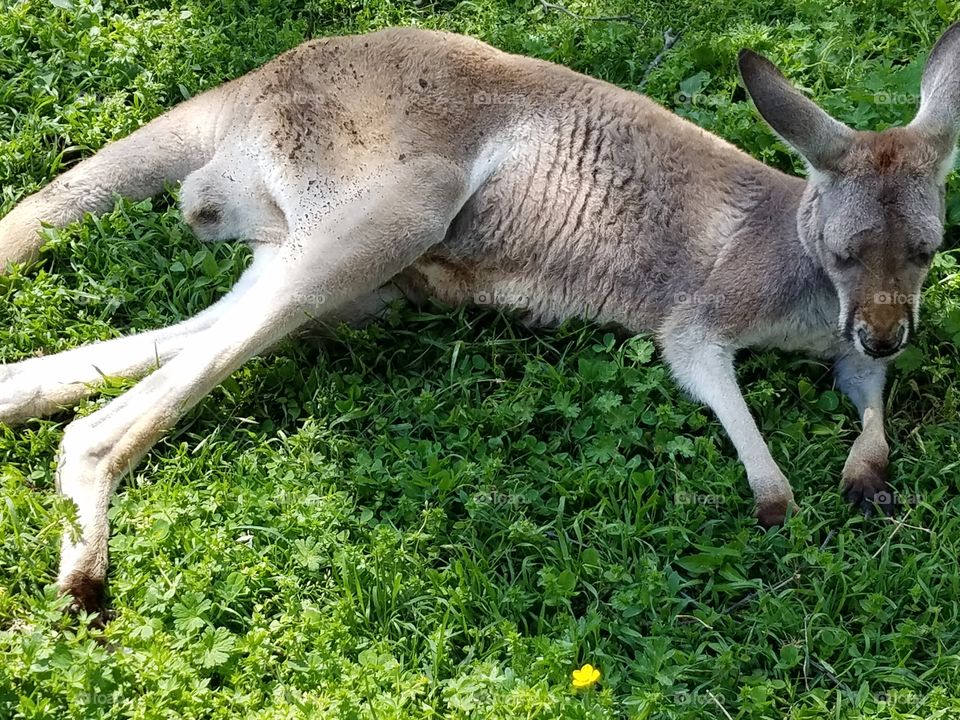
[53,153,475,617]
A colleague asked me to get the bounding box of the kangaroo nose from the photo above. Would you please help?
[858,325,906,358]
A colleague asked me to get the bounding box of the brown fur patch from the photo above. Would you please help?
[60,572,109,625]
[858,298,905,338]
[840,129,940,176]
[871,132,911,174]
[755,497,797,528]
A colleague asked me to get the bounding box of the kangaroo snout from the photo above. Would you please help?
[853,299,911,358]
[857,323,906,357]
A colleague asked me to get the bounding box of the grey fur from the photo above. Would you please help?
[0,25,957,613]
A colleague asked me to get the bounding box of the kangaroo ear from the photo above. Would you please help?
[738,49,854,172]
[909,23,960,160]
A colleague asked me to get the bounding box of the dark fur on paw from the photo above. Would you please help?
[841,460,896,518]
[755,497,797,528]
[59,572,112,627]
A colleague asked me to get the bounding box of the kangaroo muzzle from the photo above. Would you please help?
[851,297,912,358]
[857,323,907,357]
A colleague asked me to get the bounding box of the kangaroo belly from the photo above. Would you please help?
[404,137,675,331]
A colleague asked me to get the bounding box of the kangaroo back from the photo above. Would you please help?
[0,81,236,266]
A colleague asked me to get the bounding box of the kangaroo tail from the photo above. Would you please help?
[0,82,235,266]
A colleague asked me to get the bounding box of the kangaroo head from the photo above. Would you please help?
[739,24,960,359]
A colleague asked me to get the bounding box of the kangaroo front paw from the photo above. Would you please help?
[755,497,799,528]
[753,485,798,529]
[841,458,895,517]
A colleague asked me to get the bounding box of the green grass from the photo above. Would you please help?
[2,0,960,717]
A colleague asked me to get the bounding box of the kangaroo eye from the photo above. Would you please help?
[832,252,857,269]
[914,250,935,265]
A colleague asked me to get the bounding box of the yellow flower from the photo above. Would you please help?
[571,663,601,690]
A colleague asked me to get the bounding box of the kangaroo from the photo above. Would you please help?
[1,24,958,617]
